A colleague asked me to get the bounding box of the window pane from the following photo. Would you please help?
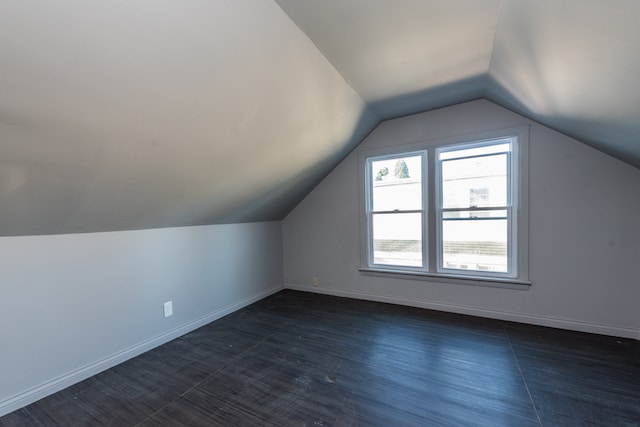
[441,153,507,209]
[441,219,508,273]
[443,209,507,219]
[372,213,422,267]
[439,142,509,160]
[371,155,422,211]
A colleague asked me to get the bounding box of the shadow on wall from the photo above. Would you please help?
[369,74,488,120]
[485,73,640,168]
[183,107,381,225]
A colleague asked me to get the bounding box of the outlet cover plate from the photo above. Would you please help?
[163,301,173,317]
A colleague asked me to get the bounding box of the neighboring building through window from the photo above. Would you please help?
[438,142,512,275]
[363,132,528,283]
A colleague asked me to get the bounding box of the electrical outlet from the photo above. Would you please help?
[163,301,173,317]
[312,277,319,287]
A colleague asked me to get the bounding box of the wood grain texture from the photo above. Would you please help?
[2,290,639,426]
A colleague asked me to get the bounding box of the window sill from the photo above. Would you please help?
[358,267,531,290]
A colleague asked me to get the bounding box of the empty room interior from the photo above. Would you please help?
[1,1,640,426]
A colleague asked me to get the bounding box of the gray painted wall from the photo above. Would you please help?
[0,221,283,415]
[283,99,640,339]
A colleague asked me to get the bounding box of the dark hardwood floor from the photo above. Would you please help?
[2,290,639,426]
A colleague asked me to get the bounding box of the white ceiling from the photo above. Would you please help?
[278,0,500,116]
[278,0,640,160]
[1,0,638,236]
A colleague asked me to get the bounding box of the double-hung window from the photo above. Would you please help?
[362,130,529,285]
[437,140,515,277]
[367,152,427,268]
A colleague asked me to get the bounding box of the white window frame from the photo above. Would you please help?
[359,126,530,288]
[435,138,517,279]
[365,150,428,271]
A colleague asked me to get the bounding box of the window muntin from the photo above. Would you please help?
[364,136,521,281]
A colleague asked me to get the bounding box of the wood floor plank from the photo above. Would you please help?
[2,290,639,426]
[505,323,640,426]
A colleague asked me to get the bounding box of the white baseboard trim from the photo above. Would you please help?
[285,284,640,340]
[0,284,284,418]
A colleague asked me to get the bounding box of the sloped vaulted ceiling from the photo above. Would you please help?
[277,0,640,162]
[0,0,378,235]
[1,0,639,236]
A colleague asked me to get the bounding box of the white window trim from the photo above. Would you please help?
[358,126,530,288]
[364,150,428,272]
[435,137,517,279]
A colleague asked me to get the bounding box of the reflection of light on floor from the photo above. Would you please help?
[362,323,526,424]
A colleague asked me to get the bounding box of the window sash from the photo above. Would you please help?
[370,211,424,268]
[438,208,513,275]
